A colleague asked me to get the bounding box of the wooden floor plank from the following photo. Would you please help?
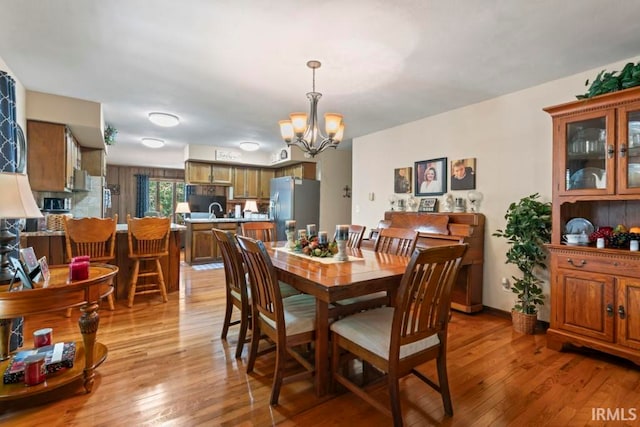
[0,259,638,426]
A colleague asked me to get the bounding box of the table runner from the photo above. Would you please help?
[274,247,364,264]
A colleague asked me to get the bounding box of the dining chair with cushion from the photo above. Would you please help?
[236,235,317,405]
[331,244,468,427]
[63,215,118,316]
[334,226,419,315]
[213,228,251,359]
[126,214,171,307]
[241,221,277,243]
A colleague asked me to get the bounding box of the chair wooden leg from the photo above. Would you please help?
[235,310,249,359]
[270,343,287,406]
[246,317,260,373]
[436,354,453,416]
[127,259,140,308]
[221,298,233,340]
[106,293,115,311]
[388,374,403,427]
[155,258,168,303]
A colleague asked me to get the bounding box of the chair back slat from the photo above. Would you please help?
[241,221,277,243]
[347,225,366,249]
[127,215,170,258]
[213,228,247,299]
[63,215,118,262]
[374,227,418,257]
[236,235,283,326]
[391,244,467,356]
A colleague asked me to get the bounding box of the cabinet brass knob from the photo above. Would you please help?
[606,304,614,317]
[618,305,626,319]
[620,144,627,158]
[567,258,586,267]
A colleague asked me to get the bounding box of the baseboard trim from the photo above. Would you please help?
[482,306,549,331]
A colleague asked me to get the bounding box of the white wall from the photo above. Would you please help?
[352,55,640,321]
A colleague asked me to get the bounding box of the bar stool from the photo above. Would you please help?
[63,215,118,316]
[126,214,170,308]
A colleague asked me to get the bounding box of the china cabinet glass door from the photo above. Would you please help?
[618,103,640,194]
[558,110,615,195]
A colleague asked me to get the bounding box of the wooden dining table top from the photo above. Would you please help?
[262,242,409,303]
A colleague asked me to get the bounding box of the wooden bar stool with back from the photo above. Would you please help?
[126,214,171,308]
[63,215,118,316]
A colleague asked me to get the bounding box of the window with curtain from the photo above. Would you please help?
[148,179,185,221]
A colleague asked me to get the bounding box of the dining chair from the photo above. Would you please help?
[374,226,419,257]
[334,227,419,315]
[126,214,171,307]
[346,224,366,249]
[236,235,317,405]
[241,221,277,242]
[367,219,391,241]
[331,244,468,427]
[63,215,118,316]
[213,228,251,359]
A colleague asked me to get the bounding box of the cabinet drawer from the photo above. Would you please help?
[556,252,640,276]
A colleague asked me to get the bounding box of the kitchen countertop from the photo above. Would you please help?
[20,223,186,237]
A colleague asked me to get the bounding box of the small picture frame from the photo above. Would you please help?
[415,157,447,196]
[20,247,39,273]
[9,257,33,289]
[419,198,438,212]
[393,167,412,194]
[450,157,476,190]
[38,256,50,283]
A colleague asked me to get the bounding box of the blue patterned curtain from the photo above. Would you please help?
[135,174,150,217]
[0,70,23,351]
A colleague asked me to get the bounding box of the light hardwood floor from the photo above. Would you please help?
[1,260,639,426]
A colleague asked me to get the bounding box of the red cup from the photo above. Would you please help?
[24,354,46,386]
[33,328,53,348]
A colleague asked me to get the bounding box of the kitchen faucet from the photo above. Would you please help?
[208,202,223,218]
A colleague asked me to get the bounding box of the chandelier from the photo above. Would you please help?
[279,60,345,157]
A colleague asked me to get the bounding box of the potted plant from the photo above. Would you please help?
[493,193,552,334]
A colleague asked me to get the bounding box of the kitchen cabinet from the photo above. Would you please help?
[275,162,316,180]
[545,87,640,365]
[185,161,233,185]
[259,169,275,198]
[184,220,238,264]
[81,148,107,177]
[27,120,78,192]
[232,167,259,198]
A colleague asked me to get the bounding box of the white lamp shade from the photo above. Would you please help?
[333,123,345,142]
[290,113,308,137]
[243,200,258,212]
[175,202,191,214]
[0,172,43,219]
[324,113,343,137]
[279,120,294,142]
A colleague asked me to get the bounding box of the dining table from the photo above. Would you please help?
[263,242,409,397]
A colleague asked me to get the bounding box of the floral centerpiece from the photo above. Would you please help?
[294,236,338,258]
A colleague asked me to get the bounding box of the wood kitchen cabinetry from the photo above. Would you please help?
[232,167,259,198]
[27,120,79,192]
[185,161,232,185]
[275,162,316,180]
[259,169,275,198]
[545,87,640,365]
[184,221,238,264]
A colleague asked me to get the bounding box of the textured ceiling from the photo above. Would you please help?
[1,0,640,168]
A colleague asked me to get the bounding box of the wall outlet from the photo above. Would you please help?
[501,277,511,292]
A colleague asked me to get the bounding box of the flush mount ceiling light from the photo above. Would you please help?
[239,141,260,152]
[148,112,180,127]
[141,138,165,148]
[279,60,345,157]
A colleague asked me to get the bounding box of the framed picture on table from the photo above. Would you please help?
[418,198,438,212]
[415,157,447,196]
[9,257,33,290]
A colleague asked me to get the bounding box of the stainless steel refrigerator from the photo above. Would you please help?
[269,176,320,240]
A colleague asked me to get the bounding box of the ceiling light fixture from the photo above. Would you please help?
[148,112,180,127]
[141,138,165,148]
[239,141,260,152]
[279,60,345,157]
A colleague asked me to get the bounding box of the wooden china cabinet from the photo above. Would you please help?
[544,87,640,365]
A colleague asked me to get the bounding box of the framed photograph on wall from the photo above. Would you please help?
[450,157,476,190]
[418,198,438,212]
[415,157,447,196]
[394,167,412,194]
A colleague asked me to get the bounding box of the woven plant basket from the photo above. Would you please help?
[511,310,537,335]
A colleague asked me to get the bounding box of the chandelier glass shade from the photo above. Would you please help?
[279,60,345,157]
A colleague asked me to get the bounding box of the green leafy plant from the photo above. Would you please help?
[577,61,640,99]
[493,193,552,314]
[104,125,118,145]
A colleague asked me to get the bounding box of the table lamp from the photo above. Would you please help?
[175,201,191,223]
[243,200,258,218]
[0,172,43,284]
